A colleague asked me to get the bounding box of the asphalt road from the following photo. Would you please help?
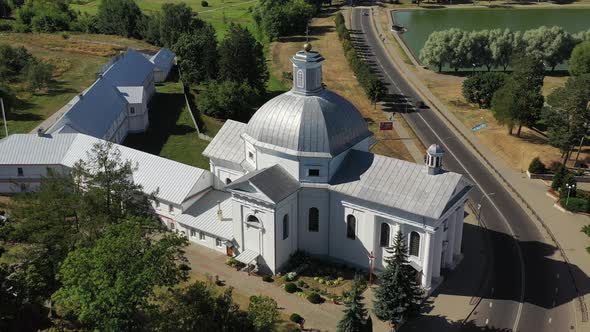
[351,7,577,332]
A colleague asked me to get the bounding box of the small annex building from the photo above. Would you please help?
[0,45,471,293]
[150,48,175,82]
[46,48,173,144]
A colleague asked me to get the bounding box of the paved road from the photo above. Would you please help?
[351,7,577,332]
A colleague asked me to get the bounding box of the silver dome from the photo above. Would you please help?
[427,144,444,155]
[245,89,372,157]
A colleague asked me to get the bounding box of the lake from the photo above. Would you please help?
[393,8,590,65]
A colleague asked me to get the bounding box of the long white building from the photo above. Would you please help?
[0,45,470,292]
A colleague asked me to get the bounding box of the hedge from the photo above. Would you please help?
[560,197,589,213]
[528,157,546,174]
[307,292,323,304]
[290,313,304,325]
[334,12,385,103]
[284,282,298,293]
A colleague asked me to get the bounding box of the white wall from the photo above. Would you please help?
[274,192,298,272]
[183,225,227,254]
[0,164,69,194]
[297,187,330,256]
[256,148,299,180]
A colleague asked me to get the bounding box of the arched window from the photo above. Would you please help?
[380,223,390,247]
[283,214,289,240]
[308,208,319,232]
[296,70,304,88]
[409,231,420,257]
[247,215,259,224]
[346,215,356,239]
[225,178,232,185]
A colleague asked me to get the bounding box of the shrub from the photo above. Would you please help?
[262,275,273,282]
[551,164,569,191]
[0,22,12,32]
[307,292,323,304]
[297,280,306,288]
[284,282,298,293]
[61,32,70,39]
[569,41,590,76]
[285,271,297,281]
[528,157,546,174]
[560,197,589,213]
[560,174,577,198]
[290,313,304,325]
[201,0,209,6]
[462,72,507,108]
[581,224,590,237]
[226,257,237,267]
[549,161,562,173]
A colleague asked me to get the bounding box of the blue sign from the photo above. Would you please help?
[472,123,487,132]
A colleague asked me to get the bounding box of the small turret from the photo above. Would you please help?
[291,43,325,96]
[426,144,444,175]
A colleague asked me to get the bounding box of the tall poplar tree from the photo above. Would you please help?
[373,231,423,330]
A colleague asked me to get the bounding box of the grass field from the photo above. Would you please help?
[71,0,258,40]
[124,79,211,169]
[0,32,155,135]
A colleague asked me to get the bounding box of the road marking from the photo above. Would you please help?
[356,7,526,332]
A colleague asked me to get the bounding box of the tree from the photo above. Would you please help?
[248,295,280,332]
[488,28,514,71]
[523,26,575,71]
[337,275,369,332]
[218,24,268,92]
[373,231,423,329]
[448,28,469,72]
[469,30,493,70]
[159,3,207,48]
[462,72,506,108]
[0,43,33,79]
[15,0,75,32]
[574,29,590,43]
[24,60,53,92]
[544,74,590,164]
[0,0,11,18]
[253,0,314,40]
[419,30,452,72]
[52,220,189,331]
[552,163,568,191]
[491,55,545,136]
[197,80,257,121]
[150,282,256,332]
[174,24,218,85]
[95,0,143,38]
[569,41,590,76]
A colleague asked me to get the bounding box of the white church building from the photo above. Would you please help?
[0,45,470,292]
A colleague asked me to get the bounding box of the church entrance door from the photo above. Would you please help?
[226,246,234,257]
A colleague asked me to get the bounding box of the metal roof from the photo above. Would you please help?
[245,89,372,157]
[235,249,259,263]
[227,165,299,203]
[47,78,128,139]
[330,150,468,219]
[102,48,155,87]
[150,47,175,72]
[0,133,77,165]
[175,190,233,240]
[117,86,144,104]
[0,133,211,205]
[427,144,444,155]
[202,120,246,165]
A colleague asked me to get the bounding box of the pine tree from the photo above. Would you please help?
[373,231,423,330]
[337,275,369,332]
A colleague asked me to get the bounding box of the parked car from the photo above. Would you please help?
[0,210,9,226]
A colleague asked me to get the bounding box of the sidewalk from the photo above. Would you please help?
[373,7,590,329]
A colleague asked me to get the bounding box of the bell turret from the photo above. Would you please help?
[426,144,444,175]
[291,43,324,96]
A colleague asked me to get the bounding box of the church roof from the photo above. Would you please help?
[330,150,470,219]
[175,190,233,240]
[102,48,155,87]
[245,89,372,158]
[203,120,246,166]
[227,165,300,204]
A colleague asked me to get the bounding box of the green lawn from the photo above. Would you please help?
[123,80,211,169]
[71,0,258,40]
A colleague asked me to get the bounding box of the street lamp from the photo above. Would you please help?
[368,251,375,287]
[566,183,576,206]
[477,192,495,224]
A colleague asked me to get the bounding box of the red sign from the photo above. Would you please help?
[379,121,393,131]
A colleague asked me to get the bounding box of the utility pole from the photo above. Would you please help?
[1,98,7,138]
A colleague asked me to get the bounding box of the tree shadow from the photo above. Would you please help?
[400,315,513,332]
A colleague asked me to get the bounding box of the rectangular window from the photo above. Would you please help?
[20,183,26,192]
[248,151,254,160]
[46,167,53,176]
[216,238,222,247]
[443,220,448,231]
[190,229,197,237]
[130,107,135,114]
[155,200,160,208]
[17,167,23,176]
[308,169,320,177]
[168,204,173,213]
[199,232,206,241]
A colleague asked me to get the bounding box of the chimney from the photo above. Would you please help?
[216,200,223,221]
[426,144,444,175]
[37,127,44,136]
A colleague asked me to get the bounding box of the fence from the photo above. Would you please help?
[177,67,213,142]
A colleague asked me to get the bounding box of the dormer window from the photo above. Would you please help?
[308,169,320,177]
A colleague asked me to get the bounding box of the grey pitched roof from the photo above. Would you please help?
[245,89,372,157]
[0,133,212,205]
[117,86,144,104]
[330,150,469,219]
[175,190,233,240]
[150,48,175,71]
[102,48,155,87]
[203,120,246,165]
[47,78,128,139]
[227,165,300,203]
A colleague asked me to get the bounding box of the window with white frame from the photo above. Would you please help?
[380,223,390,247]
[409,232,420,257]
[215,238,222,247]
[346,214,356,240]
[190,229,197,237]
[296,70,304,88]
[199,232,206,241]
